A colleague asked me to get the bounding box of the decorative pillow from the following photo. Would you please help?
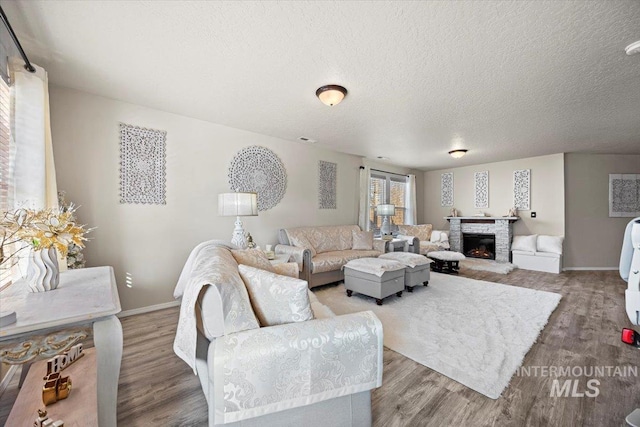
[231,248,275,273]
[537,235,564,255]
[430,230,442,243]
[399,224,433,241]
[287,233,317,257]
[238,264,314,326]
[439,231,449,243]
[352,230,374,250]
[511,235,538,253]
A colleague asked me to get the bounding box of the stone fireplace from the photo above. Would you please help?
[447,217,518,263]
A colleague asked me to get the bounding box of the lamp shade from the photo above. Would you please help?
[218,192,258,216]
[377,204,396,216]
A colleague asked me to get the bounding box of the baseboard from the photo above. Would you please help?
[117,300,181,318]
[562,267,618,271]
[0,365,19,397]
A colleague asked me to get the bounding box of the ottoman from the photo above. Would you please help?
[343,258,405,305]
[428,251,466,274]
[379,252,432,292]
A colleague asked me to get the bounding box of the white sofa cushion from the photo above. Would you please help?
[537,235,564,255]
[239,264,314,326]
[311,249,382,273]
[511,235,538,252]
[379,251,432,267]
[430,230,442,243]
[352,230,374,250]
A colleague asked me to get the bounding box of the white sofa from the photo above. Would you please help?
[173,242,383,427]
[276,225,386,288]
[511,235,563,274]
[397,224,450,255]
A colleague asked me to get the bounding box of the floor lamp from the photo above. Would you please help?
[218,192,258,249]
[377,204,396,240]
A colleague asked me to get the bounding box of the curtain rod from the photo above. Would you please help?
[360,166,409,178]
[0,5,36,73]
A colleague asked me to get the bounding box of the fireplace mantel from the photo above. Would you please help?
[445,216,519,223]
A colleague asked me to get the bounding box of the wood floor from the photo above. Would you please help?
[1,269,638,426]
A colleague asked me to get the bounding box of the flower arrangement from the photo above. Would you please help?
[58,192,87,269]
[0,206,91,272]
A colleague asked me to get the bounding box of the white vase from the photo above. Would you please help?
[26,247,60,292]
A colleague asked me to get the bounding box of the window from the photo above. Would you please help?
[369,171,408,233]
[0,77,12,288]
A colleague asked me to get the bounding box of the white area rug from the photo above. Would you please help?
[314,273,561,399]
[459,258,517,274]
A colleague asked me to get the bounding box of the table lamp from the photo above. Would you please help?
[377,204,395,240]
[218,192,258,248]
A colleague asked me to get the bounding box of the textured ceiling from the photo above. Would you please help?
[3,0,640,170]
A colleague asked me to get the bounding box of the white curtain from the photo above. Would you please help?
[9,58,60,276]
[357,166,371,231]
[405,174,417,225]
[9,58,58,210]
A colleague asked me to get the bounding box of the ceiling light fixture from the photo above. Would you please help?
[626,40,640,55]
[448,149,468,159]
[316,85,347,106]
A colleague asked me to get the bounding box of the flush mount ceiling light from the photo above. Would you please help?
[626,40,640,55]
[448,149,468,159]
[316,85,347,106]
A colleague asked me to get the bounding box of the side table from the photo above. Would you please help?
[0,266,122,427]
[375,238,409,253]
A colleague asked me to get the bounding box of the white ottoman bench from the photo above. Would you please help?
[379,252,432,292]
[343,258,406,305]
[428,251,466,274]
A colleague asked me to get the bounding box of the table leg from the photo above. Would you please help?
[93,315,123,427]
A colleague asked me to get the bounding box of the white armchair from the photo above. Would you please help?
[174,242,384,427]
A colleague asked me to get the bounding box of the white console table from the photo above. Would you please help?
[0,266,122,426]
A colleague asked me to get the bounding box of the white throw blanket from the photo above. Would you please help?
[343,257,405,277]
[379,252,432,268]
[173,240,243,374]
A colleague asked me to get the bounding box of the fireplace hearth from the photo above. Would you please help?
[463,233,496,260]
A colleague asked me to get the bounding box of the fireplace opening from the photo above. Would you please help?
[463,233,495,260]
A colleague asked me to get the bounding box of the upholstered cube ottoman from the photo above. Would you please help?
[428,251,466,274]
[343,258,405,305]
[379,252,432,292]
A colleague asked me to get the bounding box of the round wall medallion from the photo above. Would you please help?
[228,146,287,211]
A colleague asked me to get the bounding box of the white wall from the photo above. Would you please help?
[50,87,370,310]
[423,154,565,236]
[564,153,640,269]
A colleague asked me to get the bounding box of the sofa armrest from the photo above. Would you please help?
[397,235,420,254]
[208,311,383,424]
[272,262,299,278]
[373,239,387,253]
[275,244,312,283]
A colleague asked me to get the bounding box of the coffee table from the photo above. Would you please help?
[428,251,465,274]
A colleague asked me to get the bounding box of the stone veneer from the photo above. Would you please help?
[448,217,517,263]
